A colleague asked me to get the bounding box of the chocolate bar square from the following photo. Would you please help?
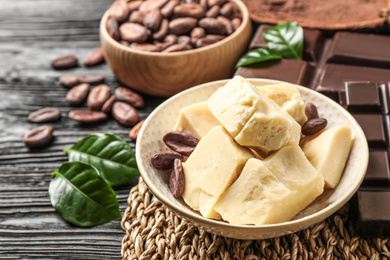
[344,82,382,113]
[352,114,389,148]
[362,150,390,186]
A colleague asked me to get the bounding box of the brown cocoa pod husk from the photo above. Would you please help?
[115,86,144,108]
[161,0,179,18]
[129,120,145,141]
[163,131,199,156]
[168,17,198,35]
[302,118,327,135]
[87,84,111,111]
[151,152,183,169]
[169,158,185,197]
[173,3,205,19]
[196,34,225,48]
[112,101,139,126]
[127,0,143,12]
[66,83,90,106]
[51,55,78,70]
[78,75,105,85]
[139,0,169,12]
[231,17,241,30]
[208,0,227,6]
[109,0,130,22]
[59,74,80,88]
[220,2,235,18]
[153,19,169,40]
[217,16,234,35]
[23,125,53,148]
[101,95,117,113]
[205,5,220,17]
[119,22,148,43]
[198,17,227,35]
[28,107,61,123]
[83,47,105,67]
[305,102,319,120]
[129,10,146,24]
[68,110,108,124]
[143,9,163,31]
[106,17,120,41]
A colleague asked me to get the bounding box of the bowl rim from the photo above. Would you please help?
[136,78,369,232]
[99,0,251,56]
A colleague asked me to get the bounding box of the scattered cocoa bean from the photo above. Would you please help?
[106,16,120,41]
[168,17,197,35]
[161,0,179,17]
[153,19,169,40]
[143,9,162,31]
[115,87,144,108]
[129,10,146,24]
[23,125,54,148]
[68,110,108,124]
[199,17,227,34]
[51,55,78,70]
[78,75,105,85]
[163,131,199,156]
[28,107,61,123]
[305,102,319,120]
[87,84,111,111]
[302,118,327,135]
[66,83,90,106]
[119,22,148,43]
[129,120,145,141]
[151,152,183,169]
[58,74,80,88]
[101,95,117,113]
[205,5,220,17]
[109,0,130,22]
[83,47,105,67]
[169,158,185,197]
[112,101,139,126]
[173,3,205,19]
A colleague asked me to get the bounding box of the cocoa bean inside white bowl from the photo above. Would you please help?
[136,78,369,240]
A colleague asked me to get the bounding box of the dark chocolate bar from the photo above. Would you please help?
[343,82,382,113]
[362,150,390,186]
[352,114,389,148]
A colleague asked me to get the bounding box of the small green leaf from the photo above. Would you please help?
[263,21,303,60]
[49,161,122,227]
[235,48,282,68]
[64,133,139,187]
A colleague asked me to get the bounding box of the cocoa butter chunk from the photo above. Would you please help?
[182,126,255,219]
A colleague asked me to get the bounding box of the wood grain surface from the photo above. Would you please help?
[0,0,166,258]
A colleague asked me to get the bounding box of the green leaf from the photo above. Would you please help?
[64,133,139,187]
[235,48,282,68]
[49,161,122,227]
[263,21,303,60]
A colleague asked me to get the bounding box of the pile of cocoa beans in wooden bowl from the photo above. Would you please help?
[99,0,252,96]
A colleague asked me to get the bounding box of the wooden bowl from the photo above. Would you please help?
[136,78,369,240]
[99,0,252,97]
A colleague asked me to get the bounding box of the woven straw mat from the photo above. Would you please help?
[121,177,390,260]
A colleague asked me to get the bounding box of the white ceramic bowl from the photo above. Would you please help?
[136,78,369,240]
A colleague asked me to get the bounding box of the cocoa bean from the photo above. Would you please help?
[169,159,185,197]
[196,34,225,48]
[205,5,220,17]
[127,0,142,12]
[66,83,90,106]
[200,0,208,10]
[28,107,61,123]
[163,131,199,156]
[220,2,234,17]
[208,0,227,6]
[231,17,241,30]
[173,3,205,19]
[130,42,159,52]
[217,16,234,35]
[83,47,105,67]
[139,0,169,12]
[87,84,111,111]
[59,74,80,88]
[161,43,192,52]
[129,10,146,24]
[51,55,78,70]
[161,0,179,17]
[151,152,183,169]
[115,87,144,108]
[199,17,227,34]
[112,101,139,126]
[106,17,120,41]
[305,102,319,120]
[168,17,197,35]
[302,118,327,135]
[143,9,162,31]
[191,26,206,38]
[129,120,145,141]
[178,35,191,45]
[120,40,131,47]
[101,95,117,113]
[109,0,130,22]
[119,22,148,43]
[78,75,105,85]
[68,110,108,124]
[153,19,169,40]
[23,125,53,148]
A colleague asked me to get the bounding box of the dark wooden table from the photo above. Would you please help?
[0,0,166,258]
